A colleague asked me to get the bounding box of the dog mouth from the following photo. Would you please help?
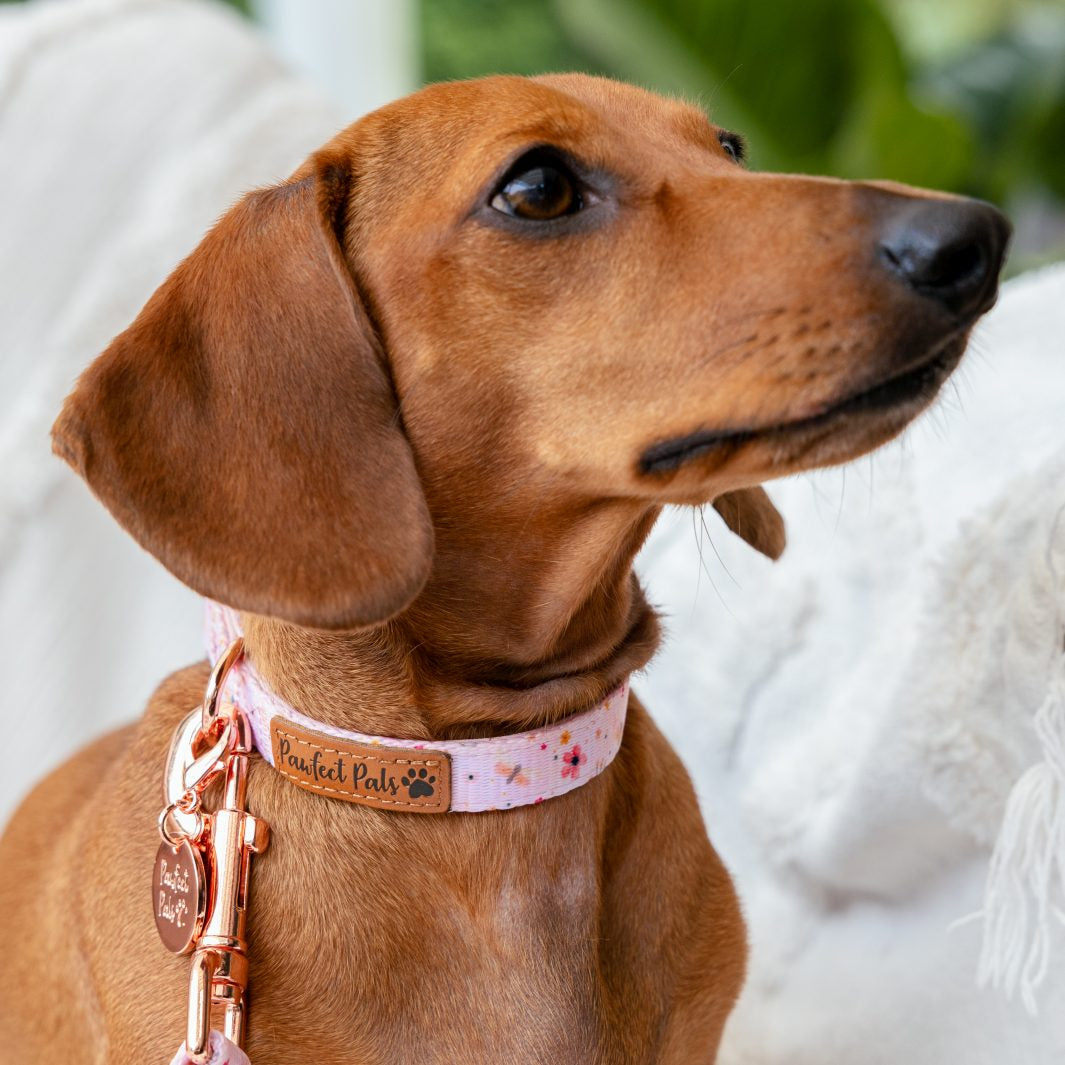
[639,338,965,476]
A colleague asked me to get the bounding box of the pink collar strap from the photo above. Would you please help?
[205,602,629,814]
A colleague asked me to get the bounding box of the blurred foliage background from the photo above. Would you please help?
[420,0,1065,271]
[7,0,1062,268]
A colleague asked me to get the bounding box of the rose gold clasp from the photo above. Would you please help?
[158,638,245,848]
[155,636,269,1064]
[184,726,269,1062]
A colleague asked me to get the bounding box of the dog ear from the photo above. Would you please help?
[712,487,786,560]
[51,152,434,630]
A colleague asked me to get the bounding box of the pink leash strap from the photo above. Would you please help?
[170,1031,250,1065]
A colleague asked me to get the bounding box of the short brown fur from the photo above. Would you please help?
[0,75,1001,1062]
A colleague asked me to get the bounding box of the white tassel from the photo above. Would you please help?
[978,667,1065,1014]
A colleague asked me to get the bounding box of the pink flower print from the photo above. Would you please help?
[561,744,586,780]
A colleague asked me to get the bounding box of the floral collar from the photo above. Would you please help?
[205,601,630,814]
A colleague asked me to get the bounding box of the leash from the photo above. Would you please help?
[169,1031,250,1065]
[155,639,266,1063]
[154,602,630,1061]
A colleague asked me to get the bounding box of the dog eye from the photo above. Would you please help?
[491,151,583,221]
[718,131,745,164]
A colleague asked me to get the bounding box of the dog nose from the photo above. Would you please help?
[877,198,1011,318]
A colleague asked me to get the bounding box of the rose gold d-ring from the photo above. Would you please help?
[201,637,244,736]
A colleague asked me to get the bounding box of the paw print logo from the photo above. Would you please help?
[401,766,436,799]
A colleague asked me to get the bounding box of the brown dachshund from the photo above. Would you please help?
[0,74,1008,1063]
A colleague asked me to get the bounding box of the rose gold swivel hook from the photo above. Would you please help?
[185,711,269,1062]
[154,636,269,1064]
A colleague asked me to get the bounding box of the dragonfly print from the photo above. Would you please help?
[495,763,530,787]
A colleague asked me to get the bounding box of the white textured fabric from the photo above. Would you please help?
[2,1,1064,1060]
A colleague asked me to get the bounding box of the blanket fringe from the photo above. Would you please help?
[978,668,1065,1014]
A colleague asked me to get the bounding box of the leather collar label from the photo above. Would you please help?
[269,716,452,813]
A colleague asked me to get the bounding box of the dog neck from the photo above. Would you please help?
[241,497,661,741]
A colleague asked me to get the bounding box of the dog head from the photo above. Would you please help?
[53,75,1009,629]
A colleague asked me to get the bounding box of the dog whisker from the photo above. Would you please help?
[699,508,741,589]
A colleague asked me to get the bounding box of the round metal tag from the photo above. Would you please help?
[152,837,206,955]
